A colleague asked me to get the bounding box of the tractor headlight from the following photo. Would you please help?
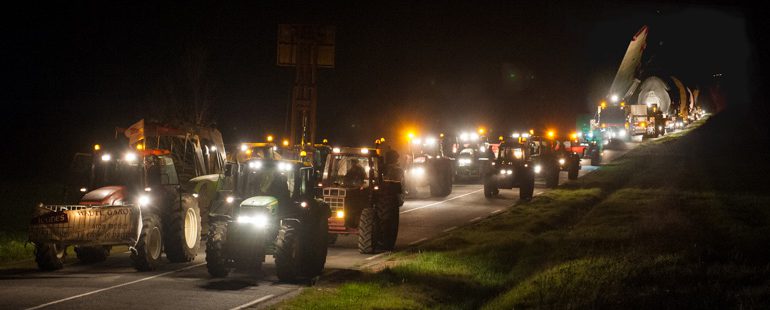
[411,167,425,176]
[138,195,150,207]
[226,196,235,204]
[336,210,345,218]
[534,164,542,174]
[513,148,523,159]
[506,169,513,175]
[558,158,565,165]
[618,129,626,137]
[237,213,269,228]
[101,154,112,162]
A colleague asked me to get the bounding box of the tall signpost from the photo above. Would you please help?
[277,24,335,147]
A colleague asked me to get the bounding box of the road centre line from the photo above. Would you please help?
[490,209,503,214]
[229,294,275,310]
[409,238,428,246]
[470,217,483,223]
[25,263,206,310]
[442,226,458,233]
[365,252,389,261]
[400,189,483,214]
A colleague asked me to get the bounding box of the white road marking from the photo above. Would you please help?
[400,189,482,214]
[25,263,206,310]
[442,226,458,233]
[490,210,503,215]
[408,238,428,246]
[365,252,389,261]
[470,217,483,223]
[229,294,275,310]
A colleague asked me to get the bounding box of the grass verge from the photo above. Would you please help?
[274,114,770,309]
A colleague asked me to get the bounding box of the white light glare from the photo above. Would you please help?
[237,214,269,228]
[101,154,112,162]
[534,165,542,174]
[249,161,263,170]
[138,195,150,207]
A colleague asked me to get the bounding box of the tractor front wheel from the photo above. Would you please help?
[35,243,66,271]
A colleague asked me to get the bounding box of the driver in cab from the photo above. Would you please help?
[343,159,367,188]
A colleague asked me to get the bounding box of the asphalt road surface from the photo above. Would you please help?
[0,141,637,309]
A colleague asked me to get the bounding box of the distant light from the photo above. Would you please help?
[282,139,289,147]
[210,146,217,151]
[80,187,87,192]
[333,147,341,153]
[93,144,101,151]
[101,154,112,162]
[361,148,369,154]
[267,135,274,142]
[124,152,137,162]
[610,95,619,103]
[240,144,248,151]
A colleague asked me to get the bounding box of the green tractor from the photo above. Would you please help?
[205,159,330,282]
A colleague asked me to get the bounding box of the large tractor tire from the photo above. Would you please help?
[568,162,579,180]
[302,214,329,277]
[519,168,535,201]
[376,198,399,251]
[357,208,376,254]
[429,175,441,197]
[545,164,560,189]
[275,221,302,282]
[483,178,498,198]
[164,194,201,263]
[590,151,601,166]
[34,243,66,271]
[205,221,230,277]
[75,246,110,263]
[131,213,163,271]
[442,169,453,196]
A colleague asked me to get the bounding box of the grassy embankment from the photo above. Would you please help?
[0,180,63,265]
[276,115,770,309]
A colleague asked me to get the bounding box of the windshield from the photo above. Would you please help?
[91,158,143,190]
[239,162,295,200]
[498,145,524,161]
[601,107,626,124]
[323,155,372,188]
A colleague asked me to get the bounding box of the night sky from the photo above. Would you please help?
[2,1,759,181]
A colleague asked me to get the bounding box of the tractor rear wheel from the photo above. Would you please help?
[275,222,301,282]
[164,194,201,263]
[376,198,399,251]
[205,221,230,277]
[303,215,329,277]
[519,169,535,201]
[357,208,376,254]
[545,164,560,188]
[568,162,579,180]
[35,243,66,271]
[131,214,163,271]
[484,178,497,198]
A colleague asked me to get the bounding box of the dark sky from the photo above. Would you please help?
[1,1,759,181]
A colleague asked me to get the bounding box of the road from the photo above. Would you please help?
[0,141,636,309]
